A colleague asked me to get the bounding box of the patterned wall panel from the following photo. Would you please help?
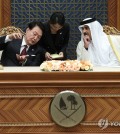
[11,0,108,59]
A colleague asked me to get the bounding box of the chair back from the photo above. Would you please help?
[0,26,25,61]
[103,25,120,35]
[0,26,25,36]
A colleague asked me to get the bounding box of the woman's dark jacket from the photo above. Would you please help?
[40,22,70,60]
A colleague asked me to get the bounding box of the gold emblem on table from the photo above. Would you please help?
[50,90,86,127]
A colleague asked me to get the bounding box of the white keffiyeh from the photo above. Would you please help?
[76,18,120,66]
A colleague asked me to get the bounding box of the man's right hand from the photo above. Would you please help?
[8,33,22,40]
[83,35,91,49]
[16,54,28,65]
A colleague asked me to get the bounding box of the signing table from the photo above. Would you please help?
[0,66,120,134]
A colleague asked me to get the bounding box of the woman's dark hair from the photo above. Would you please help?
[49,12,65,26]
[27,21,44,33]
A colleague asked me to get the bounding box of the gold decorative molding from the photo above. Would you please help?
[103,25,120,35]
[0,94,55,98]
[0,26,25,36]
[0,122,54,127]
[0,121,113,127]
[0,94,120,98]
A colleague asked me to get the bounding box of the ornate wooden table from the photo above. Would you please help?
[0,67,120,134]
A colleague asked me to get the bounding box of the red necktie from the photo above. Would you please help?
[20,45,27,56]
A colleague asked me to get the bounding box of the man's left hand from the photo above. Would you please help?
[16,54,28,63]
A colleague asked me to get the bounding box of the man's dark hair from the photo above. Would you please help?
[49,12,65,26]
[27,21,44,33]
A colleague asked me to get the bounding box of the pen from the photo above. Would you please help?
[26,55,36,57]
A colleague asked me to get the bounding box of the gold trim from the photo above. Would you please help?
[81,94,120,97]
[0,121,117,127]
[81,121,112,126]
[103,25,120,35]
[0,121,118,127]
[0,94,55,98]
[0,94,119,98]
[0,26,25,36]
[81,122,98,126]
[0,122,54,127]
[0,121,120,127]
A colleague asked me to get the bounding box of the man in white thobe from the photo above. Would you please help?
[76,18,120,66]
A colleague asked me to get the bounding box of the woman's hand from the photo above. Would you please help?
[45,52,52,60]
[59,52,64,58]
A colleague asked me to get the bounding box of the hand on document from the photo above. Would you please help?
[50,54,63,59]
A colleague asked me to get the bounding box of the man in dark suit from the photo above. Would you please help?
[0,21,45,66]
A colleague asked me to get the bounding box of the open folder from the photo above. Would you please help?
[51,54,63,59]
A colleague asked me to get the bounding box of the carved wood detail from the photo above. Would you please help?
[0,70,119,133]
[0,0,11,29]
[0,87,120,133]
[108,0,120,30]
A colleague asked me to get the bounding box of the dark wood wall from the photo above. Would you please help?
[108,0,120,30]
[0,0,11,29]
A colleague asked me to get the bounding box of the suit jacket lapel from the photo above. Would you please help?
[27,47,34,55]
[13,39,22,54]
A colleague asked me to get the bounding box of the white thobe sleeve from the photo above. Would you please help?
[76,41,83,60]
[76,41,90,61]
[109,46,120,66]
